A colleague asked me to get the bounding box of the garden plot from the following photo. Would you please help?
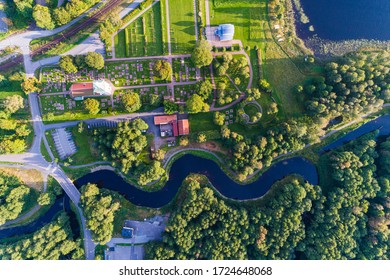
[113,86,169,109]
[172,57,199,82]
[115,2,164,58]
[41,61,165,93]
[104,61,166,87]
[41,67,102,94]
[173,84,196,103]
[40,94,112,115]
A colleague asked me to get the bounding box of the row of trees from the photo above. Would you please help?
[59,52,105,73]
[0,213,84,259]
[32,0,100,29]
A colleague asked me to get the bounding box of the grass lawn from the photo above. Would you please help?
[0,91,25,99]
[189,111,219,133]
[244,103,259,118]
[169,0,197,54]
[209,0,309,119]
[45,131,60,161]
[115,2,164,58]
[68,126,101,165]
[40,141,52,162]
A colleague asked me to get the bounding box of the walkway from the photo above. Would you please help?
[0,205,41,229]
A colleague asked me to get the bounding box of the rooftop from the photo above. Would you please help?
[215,24,235,41]
[178,119,190,135]
[154,115,177,125]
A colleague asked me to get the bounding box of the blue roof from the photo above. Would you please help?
[215,24,234,41]
[121,227,134,238]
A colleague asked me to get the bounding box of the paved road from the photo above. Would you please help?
[0,3,101,76]
[0,0,8,33]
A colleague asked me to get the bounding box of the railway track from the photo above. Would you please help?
[0,0,124,72]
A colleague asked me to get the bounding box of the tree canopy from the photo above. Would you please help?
[121,91,142,113]
[153,60,172,81]
[85,52,105,70]
[191,40,213,68]
[80,184,120,244]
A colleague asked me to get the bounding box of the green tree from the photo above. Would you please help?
[2,95,24,114]
[85,52,105,70]
[80,184,120,244]
[137,161,165,186]
[153,149,166,161]
[186,94,210,113]
[214,111,225,126]
[163,100,178,114]
[33,5,55,30]
[59,56,78,74]
[153,60,172,81]
[83,98,100,115]
[121,91,142,112]
[21,77,41,94]
[196,80,213,100]
[179,136,189,146]
[37,192,55,206]
[191,40,213,68]
[197,133,207,143]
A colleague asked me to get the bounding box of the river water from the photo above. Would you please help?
[1,114,388,238]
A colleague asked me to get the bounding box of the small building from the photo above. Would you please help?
[178,119,189,135]
[154,115,190,137]
[70,79,114,100]
[121,227,134,239]
[215,24,235,41]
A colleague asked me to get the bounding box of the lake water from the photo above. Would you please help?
[297,0,390,40]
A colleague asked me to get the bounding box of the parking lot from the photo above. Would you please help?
[52,128,77,159]
[105,245,144,260]
[105,216,167,260]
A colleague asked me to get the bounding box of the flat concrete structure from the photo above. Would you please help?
[52,128,77,159]
[105,245,144,260]
[206,26,219,42]
[105,216,167,260]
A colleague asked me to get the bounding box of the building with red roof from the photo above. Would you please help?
[153,115,190,137]
[178,119,190,135]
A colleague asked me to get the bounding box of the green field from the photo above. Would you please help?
[169,0,197,53]
[209,0,308,118]
[115,2,164,57]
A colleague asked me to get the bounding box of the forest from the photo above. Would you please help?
[0,170,38,225]
[0,212,84,260]
[80,183,120,244]
[146,132,390,260]
[92,118,165,186]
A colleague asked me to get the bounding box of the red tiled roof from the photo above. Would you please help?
[154,115,177,125]
[172,121,178,137]
[70,83,94,97]
[178,119,189,135]
[70,83,93,90]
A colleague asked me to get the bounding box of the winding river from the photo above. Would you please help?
[0,114,388,238]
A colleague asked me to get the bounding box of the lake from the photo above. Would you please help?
[296,0,390,40]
